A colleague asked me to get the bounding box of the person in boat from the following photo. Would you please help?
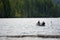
[37,21,40,26]
[42,21,45,26]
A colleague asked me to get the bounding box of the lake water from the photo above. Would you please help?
[0,18,60,40]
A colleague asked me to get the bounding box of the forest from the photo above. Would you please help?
[0,0,60,18]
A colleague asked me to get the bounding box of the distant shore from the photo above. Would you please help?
[0,17,60,18]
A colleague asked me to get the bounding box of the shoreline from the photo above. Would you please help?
[0,35,60,38]
[0,17,60,19]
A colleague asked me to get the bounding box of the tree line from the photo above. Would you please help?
[0,0,60,18]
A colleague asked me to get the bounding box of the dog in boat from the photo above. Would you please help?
[37,21,45,26]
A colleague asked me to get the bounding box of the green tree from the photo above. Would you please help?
[1,0,11,18]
